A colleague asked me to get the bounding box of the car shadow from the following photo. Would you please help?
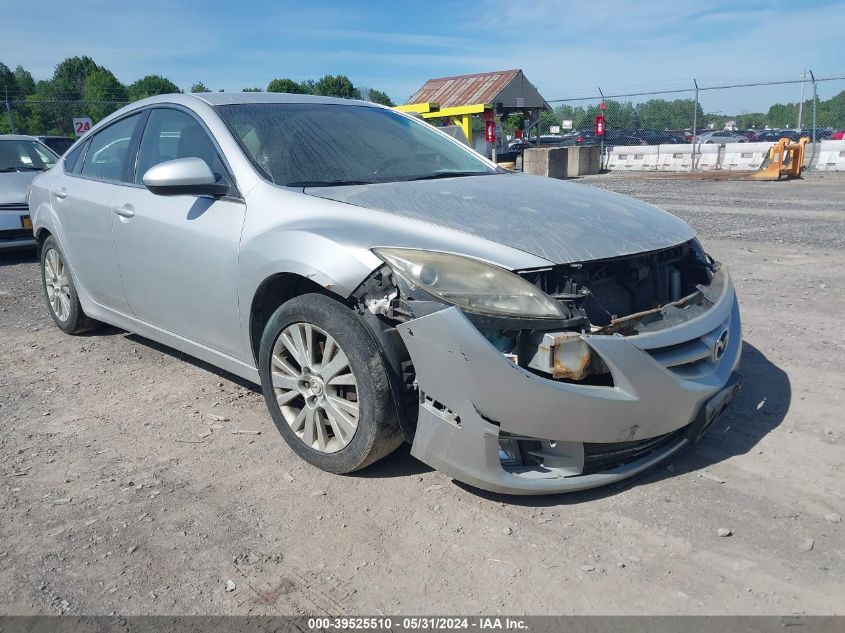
[451,341,789,505]
[0,249,38,266]
[122,332,261,392]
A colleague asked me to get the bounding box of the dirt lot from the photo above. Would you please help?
[1,172,843,616]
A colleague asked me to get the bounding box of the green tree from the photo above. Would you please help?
[13,65,35,96]
[242,87,262,92]
[0,62,18,133]
[190,82,211,93]
[127,75,181,101]
[267,78,306,94]
[313,74,356,99]
[52,56,102,98]
[84,68,127,121]
[365,88,394,106]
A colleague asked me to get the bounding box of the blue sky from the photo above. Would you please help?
[3,0,844,112]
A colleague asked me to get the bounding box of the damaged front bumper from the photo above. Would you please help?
[396,268,742,495]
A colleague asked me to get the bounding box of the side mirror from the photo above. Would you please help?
[143,157,230,197]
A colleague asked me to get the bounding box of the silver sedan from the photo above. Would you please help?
[28,93,742,495]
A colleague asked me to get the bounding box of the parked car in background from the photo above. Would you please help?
[566,130,647,147]
[34,136,75,156]
[1,135,58,250]
[750,129,803,143]
[693,131,747,144]
[29,93,742,495]
[831,130,845,140]
[800,129,833,141]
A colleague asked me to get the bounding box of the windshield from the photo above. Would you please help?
[215,103,497,186]
[0,139,58,172]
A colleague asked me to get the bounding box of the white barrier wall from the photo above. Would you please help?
[656,144,694,171]
[721,142,771,171]
[696,144,720,170]
[606,145,659,170]
[815,140,845,171]
[601,140,834,172]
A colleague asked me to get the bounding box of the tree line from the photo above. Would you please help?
[0,56,395,136]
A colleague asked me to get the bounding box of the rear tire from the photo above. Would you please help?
[40,236,99,335]
[258,293,403,473]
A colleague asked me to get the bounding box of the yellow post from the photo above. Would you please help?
[459,114,471,145]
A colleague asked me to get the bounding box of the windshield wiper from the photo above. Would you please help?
[403,171,492,181]
[287,179,372,188]
[16,166,48,171]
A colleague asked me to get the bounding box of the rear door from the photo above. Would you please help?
[111,106,246,358]
[50,112,144,312]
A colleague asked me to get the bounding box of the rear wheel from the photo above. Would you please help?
[40,236,99,334]
[258,293,403,473]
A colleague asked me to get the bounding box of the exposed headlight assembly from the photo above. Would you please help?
[373,248,565,319]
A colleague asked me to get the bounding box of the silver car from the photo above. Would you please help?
[694,130,748,144]
[28,93,742,495]
[1,135,59,250]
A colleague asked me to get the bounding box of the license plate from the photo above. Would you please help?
[687,373,742,442]
[21,215,32,230]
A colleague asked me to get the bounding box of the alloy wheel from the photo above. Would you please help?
[44,248,71,322]
[270,322,359,453]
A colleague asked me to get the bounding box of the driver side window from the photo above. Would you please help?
[135,108,231,186]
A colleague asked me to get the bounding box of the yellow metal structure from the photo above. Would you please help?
[747,136,810,181]
[397,102,490,145]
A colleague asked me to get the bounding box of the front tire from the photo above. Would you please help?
[258,293,403,473]
[40,236,99,335]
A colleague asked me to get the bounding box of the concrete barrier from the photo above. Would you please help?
[721,142,771,171]
[523,147,567,179]
[814,140,845,171]
[656,144,694,171]
[696,144,721,171]
[565,145,601,176]
[606,145,659,171]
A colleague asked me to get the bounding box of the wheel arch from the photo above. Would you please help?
[35,228,52,257]
[248,272,341,366]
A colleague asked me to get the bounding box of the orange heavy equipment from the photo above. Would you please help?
[747,137,810,180]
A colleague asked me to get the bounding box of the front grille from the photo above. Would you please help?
[0,203,29,212]
[582,426,687,475]
[644,321,727,378]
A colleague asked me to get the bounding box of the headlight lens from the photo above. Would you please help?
[373,248,565,318]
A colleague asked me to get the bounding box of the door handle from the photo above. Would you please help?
[54,188,67,200]
[112,204,135,219]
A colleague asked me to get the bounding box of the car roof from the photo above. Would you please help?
[0,134,41,141]
[167,92,379,108]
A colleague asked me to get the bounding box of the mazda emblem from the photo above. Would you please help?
[712,328,729,363]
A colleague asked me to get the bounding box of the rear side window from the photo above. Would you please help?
[135,108,231,186]
[81,113,142,182]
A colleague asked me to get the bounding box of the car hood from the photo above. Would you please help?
[0,171,39,204]
[305,173,695,264]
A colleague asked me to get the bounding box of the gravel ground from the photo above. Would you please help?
[1,172,843,615]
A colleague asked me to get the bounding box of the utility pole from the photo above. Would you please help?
[4,87,16,134]
[797,70,806,130]
[809,69,817,145]
[692,79,699,172]
[598,87,605,171]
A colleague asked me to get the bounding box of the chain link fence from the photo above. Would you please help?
[4,75,845,171]
[531,74,845,170]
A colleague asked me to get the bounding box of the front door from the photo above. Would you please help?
[111,107,246,358]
